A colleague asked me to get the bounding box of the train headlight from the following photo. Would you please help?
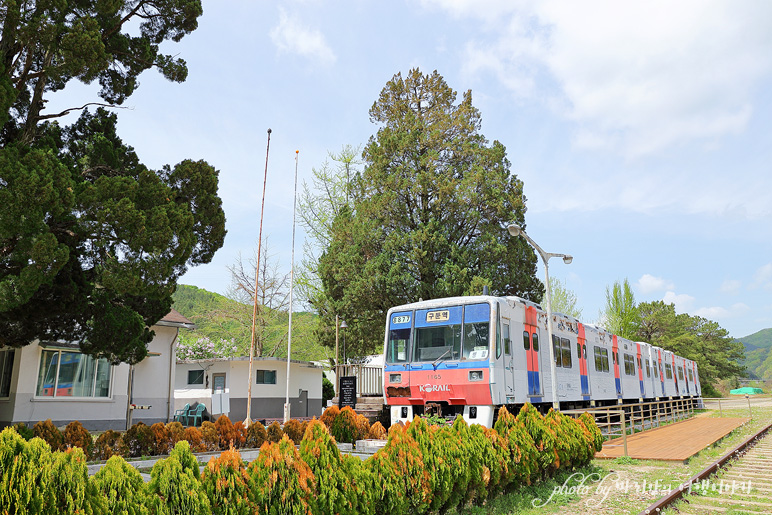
[469,370,483,382]
[389,373,402,383]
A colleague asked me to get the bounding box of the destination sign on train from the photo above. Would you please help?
[426,310,450,322]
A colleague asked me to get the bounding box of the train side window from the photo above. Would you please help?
[645,359,651,378]
[552,335,561,367]
[523,331,530,350]
[577,343,582,359]
[561,338,572,368]
[678,367,684,380]
[623,354,635,375]
[503,323,511,355]
[532,333,539,351]
[593,346,603,371]
[665,364,673,379]
[654,362,658,377]
[583,344,587,359]
[688,369,693,381]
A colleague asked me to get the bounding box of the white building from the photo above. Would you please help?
[0,310,194,431]
[175,357,323,421]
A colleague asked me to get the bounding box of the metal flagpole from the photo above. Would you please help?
[284,150,299,423]
[246,128,271,426]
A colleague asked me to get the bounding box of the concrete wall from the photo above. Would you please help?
[130,325,179,426]
[175,359,323,422]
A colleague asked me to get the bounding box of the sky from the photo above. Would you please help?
[49,0,772,339]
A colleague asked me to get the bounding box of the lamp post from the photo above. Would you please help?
[507,223,572,411]
[340,320,348,374]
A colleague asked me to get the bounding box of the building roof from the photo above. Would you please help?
[177,356,323,369]
[156,309,196,329]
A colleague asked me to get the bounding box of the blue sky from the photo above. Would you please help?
[49,1,772,338]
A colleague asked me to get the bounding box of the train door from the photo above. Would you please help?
[657,349,665,396]
[672,354,679,396]
[612,335,622,399]
[502,317,514,400]
[523,306,542,399]
[577,324,590,398]
[635,343,644,398]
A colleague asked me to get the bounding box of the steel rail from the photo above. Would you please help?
[638,420,772,515]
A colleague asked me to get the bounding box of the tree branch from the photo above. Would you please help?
[37,102,130,121]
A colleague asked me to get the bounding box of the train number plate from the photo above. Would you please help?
[426,310,450,322]
[392,315,411,325]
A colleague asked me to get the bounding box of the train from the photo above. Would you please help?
[383,294,701,428]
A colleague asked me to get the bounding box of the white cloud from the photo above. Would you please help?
[440,0,772,157]
[720,280,742,295]
[752,263,772,290]
[694,303,750,320]
[636,274,675,295]
[270,8,336,65]
[662,291,695,313]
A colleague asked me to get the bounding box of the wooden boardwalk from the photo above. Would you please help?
[595,416,750,462]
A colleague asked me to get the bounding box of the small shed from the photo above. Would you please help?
[175,356,323,422]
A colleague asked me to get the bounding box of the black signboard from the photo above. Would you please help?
[339,376,357,409]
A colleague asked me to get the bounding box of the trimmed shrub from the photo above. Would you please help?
[201,448,251,515]
[169,440,201,480]
[33,419,63,451]
[12,422,34,441]
[63,421,92,456]
[320,405,339,429]
[367,422,431,515]
[300,420,373,515]
[93,429,123,460]
[0,427,53,513]
[215,415,244,450]
[494,407,538,487]
[282,419,305,445]
[245,421,267,449]
[148,452,210,515]
[578,412,604,453]
[183,426,207,453]
[545,409,588,470]
[233,421,247,448]
[247,435,315,515]
[461,422,501,504]
[266,421,283,443]
[354,414,370,442]
[151,422,172,455]
[330,407,358,444]
[122,422,155,458]
[515,403,558,478]
[166,421,186,449]
[49,447,107,514]
[200,421,220,451]
[408,416,469,513]
[366,421,387,440]
[92,455,153,515]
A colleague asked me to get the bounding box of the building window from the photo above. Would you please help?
[188,370,204,385]
[36,349,111,398]
[0,349,14,398]
[256,370,277,384]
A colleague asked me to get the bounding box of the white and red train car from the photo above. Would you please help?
[384,295,701,427]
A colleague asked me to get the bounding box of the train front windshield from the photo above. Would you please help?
[386,303,491,364]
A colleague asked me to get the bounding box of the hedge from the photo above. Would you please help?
[0,405,605,515]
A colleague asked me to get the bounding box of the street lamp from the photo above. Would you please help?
[507,223,572,411]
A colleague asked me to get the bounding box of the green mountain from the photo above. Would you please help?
[171,284,330,362]
[737,328,772,381]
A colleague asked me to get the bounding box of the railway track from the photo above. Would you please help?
[640,422,772,515]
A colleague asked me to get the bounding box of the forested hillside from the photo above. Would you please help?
[740,328,772,381]
[171,285,330,362]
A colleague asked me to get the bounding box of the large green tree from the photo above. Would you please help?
[599,278,640,339]
[315,69,543,356]
[0,1,226,363]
